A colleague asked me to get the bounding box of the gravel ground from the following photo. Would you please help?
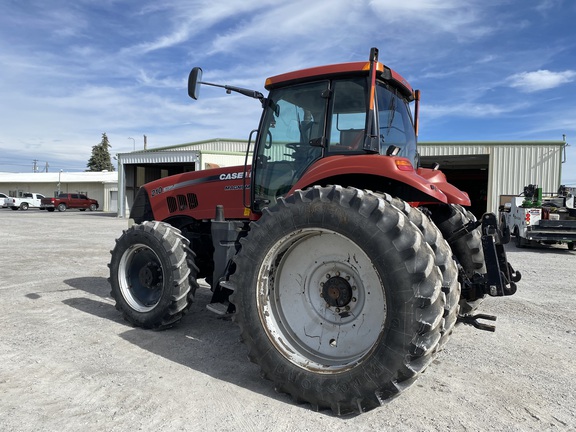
[0,209,575,431]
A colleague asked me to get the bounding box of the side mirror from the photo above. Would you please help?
[188,67,203,100]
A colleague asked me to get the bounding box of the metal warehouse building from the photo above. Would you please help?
[419,139,567,216]
[115,138,568,218]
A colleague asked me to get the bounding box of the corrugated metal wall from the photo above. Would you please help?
[199,152,248,169]
[419,141,565,213]
[159,140,248,154]
[491,145,562,195]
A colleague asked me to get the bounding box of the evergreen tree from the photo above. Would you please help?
[87,133,115,171]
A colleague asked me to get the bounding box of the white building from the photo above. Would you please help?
[0,171,118,211]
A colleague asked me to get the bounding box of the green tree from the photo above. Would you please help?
[87,133,115,172]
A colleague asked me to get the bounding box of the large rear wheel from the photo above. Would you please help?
[230,186,444,415]
[109,221,198,329]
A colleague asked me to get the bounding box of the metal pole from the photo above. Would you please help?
[57,169,62,195]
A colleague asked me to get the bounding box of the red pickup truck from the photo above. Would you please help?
[40,193,99,212]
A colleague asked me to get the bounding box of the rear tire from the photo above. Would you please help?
[108,221,199,329]
[57,203,67,212]
[429,204,486,314]
[230,186,444,415]
[20,203,29,211]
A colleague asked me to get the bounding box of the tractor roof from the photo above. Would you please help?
[265,61,414,100]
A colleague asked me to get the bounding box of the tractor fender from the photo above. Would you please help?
[417,167,471,206]
[289,154,449,204]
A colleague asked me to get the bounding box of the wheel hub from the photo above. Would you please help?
[138,262,162,288]
[322,275,353,308]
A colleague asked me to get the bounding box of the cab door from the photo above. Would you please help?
[251,80,329,210]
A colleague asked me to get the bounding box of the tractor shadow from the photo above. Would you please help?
[62,277,293,408]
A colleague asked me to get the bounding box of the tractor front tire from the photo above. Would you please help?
[108,221,198,330]
[429,204,486,314]
[230,186,444,415]
[388,197,460,351]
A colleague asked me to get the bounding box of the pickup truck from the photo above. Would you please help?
[5,193,46,210]
[40,193,99,212]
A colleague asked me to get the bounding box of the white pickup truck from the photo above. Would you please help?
[5,193,46,211]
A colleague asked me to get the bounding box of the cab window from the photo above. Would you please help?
[328,78,367,153]
[376,83,417,165]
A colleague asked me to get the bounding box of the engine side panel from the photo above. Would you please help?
[135,166,251,222]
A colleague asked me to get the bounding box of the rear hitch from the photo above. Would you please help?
[458,313,497,332]
[460,212,521,300]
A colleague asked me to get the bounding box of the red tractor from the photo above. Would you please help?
[109,48,520,415]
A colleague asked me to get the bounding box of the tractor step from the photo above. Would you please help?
[219,280,236,291]
[458,313,497,332]
[206,302,233,316]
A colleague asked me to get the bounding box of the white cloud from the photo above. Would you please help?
[508,70,576,92]
[368,0,492,40]
[423,101,529,119]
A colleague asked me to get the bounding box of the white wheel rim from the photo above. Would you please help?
[256,228,386,372]
[118,243,164,312]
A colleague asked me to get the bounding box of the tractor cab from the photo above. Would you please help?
[188,48,420,212]
[251,54,419,209]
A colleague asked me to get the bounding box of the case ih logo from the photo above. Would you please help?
[219,171,250,181]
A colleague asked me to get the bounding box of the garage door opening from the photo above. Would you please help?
[420,154,489,219]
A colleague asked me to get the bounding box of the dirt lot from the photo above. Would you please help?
[0,209,574,431]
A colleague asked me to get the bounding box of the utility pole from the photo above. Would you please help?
[33,159,38,173]
[128,137,135,151]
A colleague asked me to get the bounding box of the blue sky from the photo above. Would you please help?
[1,0,575,184]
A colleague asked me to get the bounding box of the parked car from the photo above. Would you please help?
[40,193,99,212]
[0,193,8,208]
